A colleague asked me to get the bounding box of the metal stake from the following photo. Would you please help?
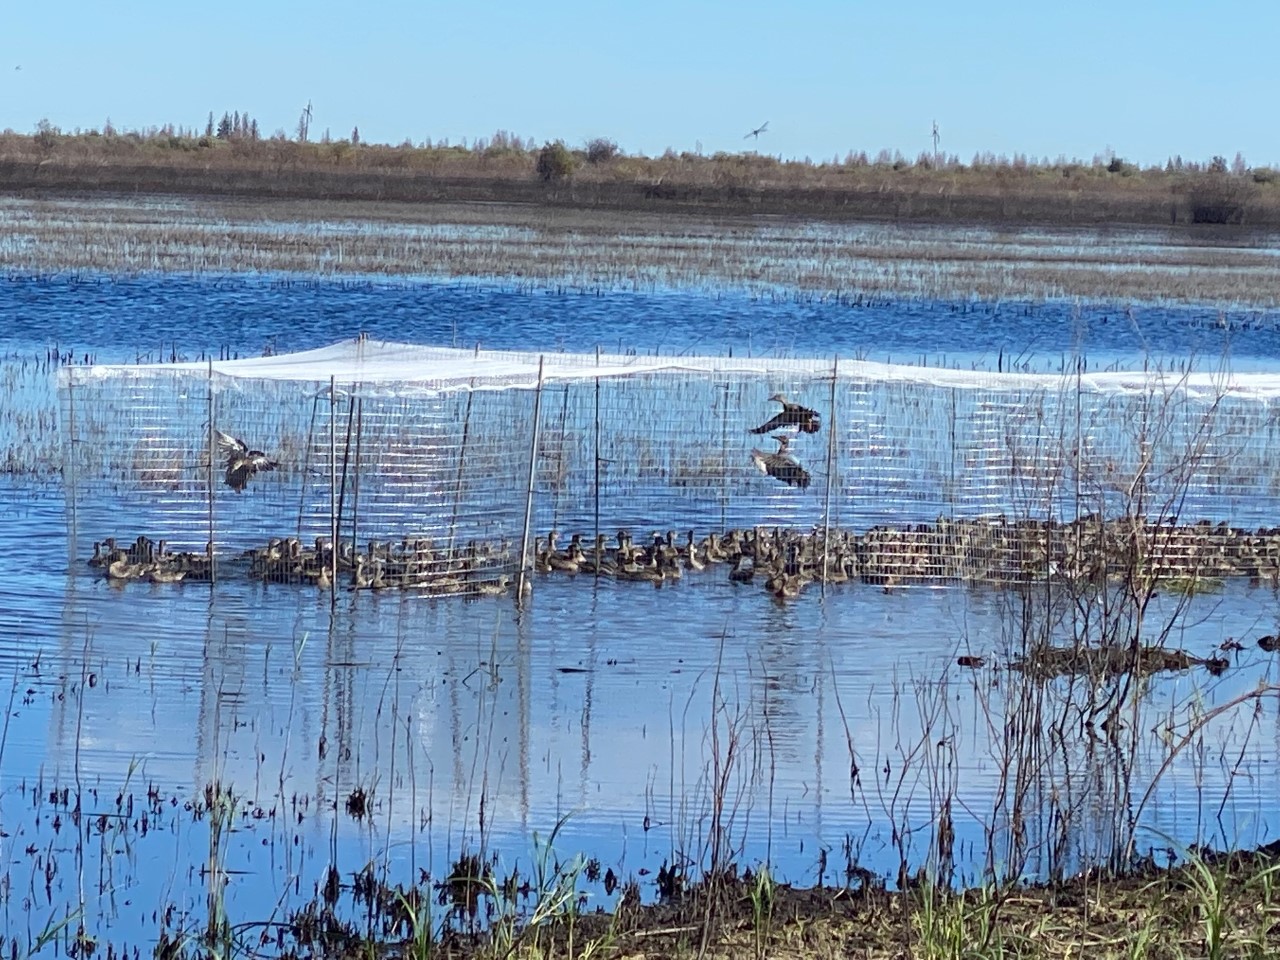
[821,356,839,591]
[516,357,546,602]
[329,375,338,609]
[207,360,217,584]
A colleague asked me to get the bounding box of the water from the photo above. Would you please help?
[3,273,1280,371]
[2,269,1280,948]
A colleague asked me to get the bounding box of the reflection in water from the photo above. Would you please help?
[1,269,1280,942]
[2,481,1277,943]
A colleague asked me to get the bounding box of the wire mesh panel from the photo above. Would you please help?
[530,370,837,538]
[62,368,216,556]
[58,339,1280,597]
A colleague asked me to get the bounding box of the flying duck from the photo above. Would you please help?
[749,393,821,435]
[750,434,811,489]
[215,429,278,493]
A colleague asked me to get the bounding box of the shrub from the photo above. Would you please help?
[535,140,575,181]
[34,118,59,151]
[585,138,619,164]
[1186,173,1255,224]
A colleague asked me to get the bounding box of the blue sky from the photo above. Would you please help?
[2,0,1276,167]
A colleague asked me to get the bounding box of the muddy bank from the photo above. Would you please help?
[196,841,1280,960]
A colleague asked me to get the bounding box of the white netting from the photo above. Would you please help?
[58,338,1280,596]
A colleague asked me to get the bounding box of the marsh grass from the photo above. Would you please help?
[173,848,1280,959]
[6,197,1280,305]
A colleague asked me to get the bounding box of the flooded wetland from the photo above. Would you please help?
[2,197,1280,957]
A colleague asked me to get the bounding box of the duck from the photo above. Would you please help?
[616,549,665,585]
[749,393,821,435]
[472,575,512,597]
[533,538,553,574]
[215,429,278,493]
[353,555,374,589]
[579,534,617,577]
[728,554,754,583]
[367,557,388,590]
[750,434,811,489]
[126,535,155,564]
[701,532,728,564]
[107,555,150,582]
[147,564,186,584]
[547,533,585,573]
[425,574,465,595]
[823,555,851,584]
[770,573,804,601]
[683,531,706,571]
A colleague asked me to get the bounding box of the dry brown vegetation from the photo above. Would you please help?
[2,126,1277,227]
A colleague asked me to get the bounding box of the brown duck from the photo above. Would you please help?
[749,393,821,435]
[750,434,811,489]
[215,429,278,493]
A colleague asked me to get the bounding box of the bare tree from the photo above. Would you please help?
[297,100,313,143]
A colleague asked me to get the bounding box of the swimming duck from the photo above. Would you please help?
[126,535,155,564]
[533,538,553,574]
[353,555,374,589]
[750,434,811,489]
[749,393,821,435]
[701,532,727,564]
[472,575,512,597]
[728,554,754,583]
[547,533,585,573]
[90,537,118,568]
[580,534,617,577]
[215,429,278,493]
[683,531,705,571]
[770,573,804,601]
[616,547,665,585]
[107,555,150,582]
[147,564,186,584]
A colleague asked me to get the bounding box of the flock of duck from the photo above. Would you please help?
[87,513,1280,600]
[527,513,1280,599]
[84,405,1280,599]
[89,533,514,595]
[89,536,213,583]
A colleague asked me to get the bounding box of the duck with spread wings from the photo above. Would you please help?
[215,429,278,493]
[750,434,811,489]
[749,393,821,435]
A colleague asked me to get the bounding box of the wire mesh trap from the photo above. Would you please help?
[58,337,1280,599]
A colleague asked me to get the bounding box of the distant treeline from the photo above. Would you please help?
[1,120,1276,227]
